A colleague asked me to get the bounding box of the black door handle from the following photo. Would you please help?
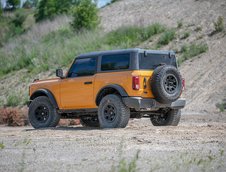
[84,81,92,85]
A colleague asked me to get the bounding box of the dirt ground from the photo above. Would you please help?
[0,112,225,172]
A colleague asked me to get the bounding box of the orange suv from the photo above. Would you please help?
[28,49,186,128]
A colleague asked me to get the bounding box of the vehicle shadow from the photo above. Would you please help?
[24,126,105,131]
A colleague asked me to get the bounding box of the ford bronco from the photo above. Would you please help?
[28,48,186,128]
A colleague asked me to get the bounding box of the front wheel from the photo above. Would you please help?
[150,109,181,126]
[98,94,130,128]
[28,96,60,129]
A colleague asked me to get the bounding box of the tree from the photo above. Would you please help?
[71,0,99,31]
[0,3,3,16]
[34,0,56,21]
[7,0,20,9]
[35,0,74,22]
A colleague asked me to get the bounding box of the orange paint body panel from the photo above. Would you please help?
[29,70,154,110]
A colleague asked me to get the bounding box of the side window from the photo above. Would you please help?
[68,57,97,78]
[101,54,130,71]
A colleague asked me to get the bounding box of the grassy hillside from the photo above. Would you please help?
[0,0,225,113]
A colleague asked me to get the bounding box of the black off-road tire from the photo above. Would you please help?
[80,116,100,127]
[150,109,181,126]
[28,96,60,129]
[151,65,182,104]
[98,94,130,128]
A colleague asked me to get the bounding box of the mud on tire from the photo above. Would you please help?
[28,96,60,129]
[98,94,130,128]
[151,65,182,104]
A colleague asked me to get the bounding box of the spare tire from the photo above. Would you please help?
[151,65,182,104]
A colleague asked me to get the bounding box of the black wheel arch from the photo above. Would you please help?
[29,89,59,109]
[96,84,128,106]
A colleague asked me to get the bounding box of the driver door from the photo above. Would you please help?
[60,57,97,109]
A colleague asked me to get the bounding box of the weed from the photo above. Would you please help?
[194,26,202,32]
[0,142,5,150]
[216,100,226,112]
[111,150,140,172]
[180,31,190,39]
[111,138,140,172]
[214,16,224,33]
[23,138,32,145]
[19,149,26,172]
[178,43,208,64]
[177,21,183,28]
[157,29,176,46]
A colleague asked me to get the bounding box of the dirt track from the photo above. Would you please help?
[0,112,226,172]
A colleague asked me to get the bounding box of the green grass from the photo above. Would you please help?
[6,93,21,107]
[0,23,166,76]
[105,23,165,47]
[157,29,176,47]
[178,43,208,65]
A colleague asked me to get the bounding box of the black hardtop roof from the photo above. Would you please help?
[77,48,175,58]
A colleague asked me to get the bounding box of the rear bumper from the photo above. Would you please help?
[123,97,186,111]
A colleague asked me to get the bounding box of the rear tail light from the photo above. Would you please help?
[182,78,185,91]
[132,76,140,90]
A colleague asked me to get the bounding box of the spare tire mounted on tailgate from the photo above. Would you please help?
[151,65,182,104]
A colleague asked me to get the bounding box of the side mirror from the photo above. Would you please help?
[56,69,64,79]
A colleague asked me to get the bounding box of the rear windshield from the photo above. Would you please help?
[139,53,177,70]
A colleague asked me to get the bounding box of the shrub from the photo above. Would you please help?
[71,0,99,31]
[157,29,176,46]
[214,16,224,33]
[179,43,208,64]
[12,11,26,27]
[0,108,28,126]
[180,32,190,39]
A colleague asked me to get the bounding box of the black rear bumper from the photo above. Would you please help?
[123,97,186,111]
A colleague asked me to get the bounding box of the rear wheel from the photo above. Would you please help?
[98,94,130,128]
[28,96,60,129]
[151,65,182,104]
[80,116,99,127]
[150,109,181,126]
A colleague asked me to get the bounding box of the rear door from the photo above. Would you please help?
[60,57,97,109]
[138,53,177,98]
